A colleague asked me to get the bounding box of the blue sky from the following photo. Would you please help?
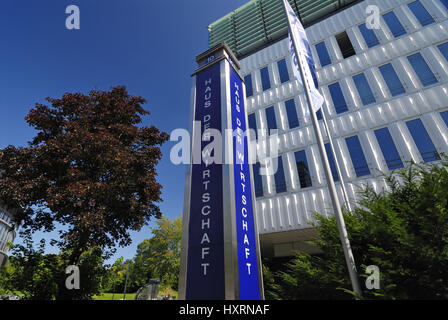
[0,0,249,263]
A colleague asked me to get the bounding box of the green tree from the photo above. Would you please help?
[130,215,182,291]
[272,160,448,300]
[0,235,108,300]
[103,256,127,293]
[0,236,60,300]
[57,246,108,300]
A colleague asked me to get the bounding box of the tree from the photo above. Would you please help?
[272,160,448,300]
[0,86,169,270]
[103,257,127,293]
[129,215,182,291]
[0,236,59,300]
[0,235,107,300]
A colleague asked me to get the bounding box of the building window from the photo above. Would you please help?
[260,67,271,91]
[244,74,253,97]
[315,41,332,67]
[265,106,277,133]
[328,82,349,114]
[441,0,448,11]
[437,42,448,62]
[406,118,440,163]
[274,157,287,194]
[441,111,448,127]
[346,135,371,177]
[325,143,340,182]
[253,162,264,198]
[383,11,407,38]
[408,0,435,27]
[335,31,356,59]
[294,150,312,188]
[248,113,257,140]
[277,59,290,84]
[358,23,380,48]
[407,53,438,87]
[374,127,404,170]
[379,63,406,97]
[353,73,376,106]
[285,99,300,129]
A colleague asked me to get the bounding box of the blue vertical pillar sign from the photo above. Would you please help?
[185,62,225,299]
[230,68,261,300]
[179,43,263,300]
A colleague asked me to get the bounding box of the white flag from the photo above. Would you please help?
[284,0,323,113]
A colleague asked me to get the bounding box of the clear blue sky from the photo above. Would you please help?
[0,0,249,263]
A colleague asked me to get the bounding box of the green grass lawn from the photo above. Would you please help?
[93,293,136,300]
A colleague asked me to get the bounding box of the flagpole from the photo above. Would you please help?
[281,0,362,298]
[321,109,353,212]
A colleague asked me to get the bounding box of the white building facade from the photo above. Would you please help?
[0,205,16,268]
[209,0,448,258]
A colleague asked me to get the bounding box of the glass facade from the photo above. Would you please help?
[379,63,406,97]
[383,11,407,38]
[325,143,340,182]
[406,118,440,163]
[374,127,404,170]
[277,59,290,84]
[358,23,380,48]
[253,162,264,198]
[285,99,300,129]
[346,135,371,177]
[316,41,332,67]
[441,0,448,11]
[407,53,438,87]
[266,106,277,132]
[248,113,257,140]
[353,73,376,105]
[244,74,253,97]
[441,111,448,127]
[438,42,448,62]
[328,82,349,114]
[274,157,287,194]
[260,67,271,91]
[294,150,312,188]
[408,0,435,27]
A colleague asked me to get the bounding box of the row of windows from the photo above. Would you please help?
[252,113,447,197]
[248,44,446,107]
[244,0,447,98]
[244,57,291,97]
[315,0,445,67]
[248,46,446,131]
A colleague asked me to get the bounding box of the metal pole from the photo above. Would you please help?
[281,0,362,298]
[321,110,353,212]
[123,262,130,300]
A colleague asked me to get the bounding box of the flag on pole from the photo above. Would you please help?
[281,0,363,298]
[284,0,324,113]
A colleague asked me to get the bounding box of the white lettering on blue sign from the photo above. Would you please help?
[199,77,214,276]
[233,80,253,277]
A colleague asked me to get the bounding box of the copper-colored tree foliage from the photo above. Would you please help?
[0,86,169,264]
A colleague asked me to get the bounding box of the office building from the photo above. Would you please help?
[0,203,16,268]
[209,0,448,258]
